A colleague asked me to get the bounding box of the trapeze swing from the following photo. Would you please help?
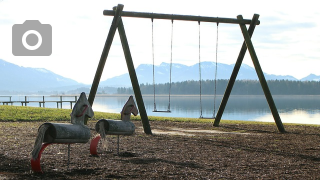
[198,21,219,119]
[151,18,174,113]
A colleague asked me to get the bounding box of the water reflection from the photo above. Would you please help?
[257,109,320,125]
[91,95,320,125]
[92,96,129,113]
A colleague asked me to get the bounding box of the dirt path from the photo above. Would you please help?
[0,120,319,179]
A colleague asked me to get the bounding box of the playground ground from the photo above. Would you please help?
[0,120,319,179]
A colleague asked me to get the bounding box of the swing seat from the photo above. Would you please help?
[199,116,216,119]
[153,110,171,113]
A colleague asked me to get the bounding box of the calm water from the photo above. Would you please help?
[93,95,320,125]
[1,95,320,125]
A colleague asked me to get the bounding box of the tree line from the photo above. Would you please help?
[117,80,320,95]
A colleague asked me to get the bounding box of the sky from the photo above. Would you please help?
[0,0,319,84]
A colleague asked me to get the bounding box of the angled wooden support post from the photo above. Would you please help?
[88,4,124,109]
[117,17,152,135]
[237,15,285,133]
[214,14,259,126]
[87,4,152,134]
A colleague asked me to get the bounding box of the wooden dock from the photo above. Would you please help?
[0,96,78,109]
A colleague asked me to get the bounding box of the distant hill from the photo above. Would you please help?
[100,62,298,87]
[301,74,320,81]
[0,59,83,92]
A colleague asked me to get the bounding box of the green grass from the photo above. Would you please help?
[0,105,220,122]
[0,105,212,122]
[0,105,220,123]
[0,105,118,121]
[0,105,318,127]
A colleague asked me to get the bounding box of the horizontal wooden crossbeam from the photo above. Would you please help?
[103,9,260,25]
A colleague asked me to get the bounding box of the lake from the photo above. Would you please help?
[2,95,320,125]
[93,95,320,125]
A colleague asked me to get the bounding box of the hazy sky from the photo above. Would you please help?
[0,0,319,84]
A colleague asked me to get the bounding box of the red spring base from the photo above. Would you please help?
[30,143,52,173]
[90,135,101,156]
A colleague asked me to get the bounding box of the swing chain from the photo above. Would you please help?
[213,20,219,118]
[199,20,219,119]
[151,17,157,112]
[168,18,174,112]
[198,20,203,118]
[152,17,173,113]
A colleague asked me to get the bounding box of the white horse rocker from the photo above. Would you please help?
[90,95,138,156]
[30,92,94,173]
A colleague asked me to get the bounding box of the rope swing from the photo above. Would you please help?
[152,17,173,113]
[199,21,219,119]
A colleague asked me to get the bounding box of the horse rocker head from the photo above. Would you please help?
[120,96,138,121]
[71,92,94,125]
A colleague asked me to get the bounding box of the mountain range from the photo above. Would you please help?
[99,62,300,87]
[1,59,319,93]
[0,59,84,92]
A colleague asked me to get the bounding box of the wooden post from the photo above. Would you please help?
[86,4,124,126]
[214,14,259,126]
[87,4,124,108]
[237,15,285,133]
[86,4,152,134]
[117,17,152,135]
[60,96,63,109]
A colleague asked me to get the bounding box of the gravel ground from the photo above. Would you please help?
[0,120,319,179]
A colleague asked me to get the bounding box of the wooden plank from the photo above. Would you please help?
[104,9,260,25]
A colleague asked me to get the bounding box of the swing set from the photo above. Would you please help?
[152,16,219,116]
[87,4,286,134]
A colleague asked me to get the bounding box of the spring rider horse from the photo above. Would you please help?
[90,95,138,156]
[30,92,94,173]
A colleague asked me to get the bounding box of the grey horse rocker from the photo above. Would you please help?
[90,95,138,155]
[31,92,94,173]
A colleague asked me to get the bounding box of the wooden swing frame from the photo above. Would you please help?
[87,4,286,134]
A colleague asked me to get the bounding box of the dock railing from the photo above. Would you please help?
[0,96,78,109]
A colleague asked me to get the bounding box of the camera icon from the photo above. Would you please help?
[12,20,52,56]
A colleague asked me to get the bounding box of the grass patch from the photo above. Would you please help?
[0,105,319,128]
[0,105,120,122]
[0,105,218,123]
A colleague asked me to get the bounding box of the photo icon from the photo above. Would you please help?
[12,20,52,56]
